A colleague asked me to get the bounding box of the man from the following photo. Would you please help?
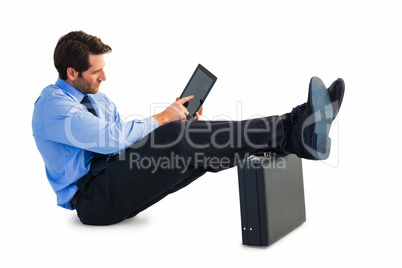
[32,31,345,225]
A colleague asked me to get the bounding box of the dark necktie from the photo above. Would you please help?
[81,95,97,116]
[80,95,108,176]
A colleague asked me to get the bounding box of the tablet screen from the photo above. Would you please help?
[180,64,217,120]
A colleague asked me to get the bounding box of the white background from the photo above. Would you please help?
[1,0,401,267]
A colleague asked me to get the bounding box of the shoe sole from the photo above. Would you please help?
[333,78,345,120]
[310,77,333,159]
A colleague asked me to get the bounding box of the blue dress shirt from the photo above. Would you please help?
[32,78,159,209]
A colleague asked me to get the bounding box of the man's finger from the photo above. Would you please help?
[177,95,194,104]
[194,112,200,121]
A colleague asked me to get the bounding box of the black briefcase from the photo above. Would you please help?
[237,153,306,246]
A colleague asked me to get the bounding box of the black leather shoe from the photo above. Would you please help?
[290,77,334,160]
[327,78,345,120]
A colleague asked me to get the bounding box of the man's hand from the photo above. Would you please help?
[175,97,204,121]
[153,95,195,126]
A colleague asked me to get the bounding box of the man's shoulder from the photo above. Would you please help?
[34,83,82,120]
[37,83,77,104]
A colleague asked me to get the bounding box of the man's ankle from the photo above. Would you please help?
[280,113,294,154]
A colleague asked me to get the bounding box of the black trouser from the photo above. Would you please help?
[74,116,285,225]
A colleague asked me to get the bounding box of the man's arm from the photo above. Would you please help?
[41,93,158,154]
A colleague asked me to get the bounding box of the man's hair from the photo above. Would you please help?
[54,31,112,80]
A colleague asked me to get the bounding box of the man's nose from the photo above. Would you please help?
[99,69,106,81]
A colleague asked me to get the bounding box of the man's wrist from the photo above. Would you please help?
[152,113,169,126]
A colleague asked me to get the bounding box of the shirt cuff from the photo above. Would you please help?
[145,116,160,132]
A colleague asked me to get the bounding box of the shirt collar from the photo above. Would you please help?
[56,77,86,103]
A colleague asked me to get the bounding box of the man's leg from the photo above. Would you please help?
[75,116,284,225]
[74,76,345,225]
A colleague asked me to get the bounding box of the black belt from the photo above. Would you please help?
[70,191,81,209]
[89,154,118,177]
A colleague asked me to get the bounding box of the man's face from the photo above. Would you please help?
[72,54,106,94]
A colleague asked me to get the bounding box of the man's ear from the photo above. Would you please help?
[66,67,79,81]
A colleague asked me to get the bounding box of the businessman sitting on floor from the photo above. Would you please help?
[32,31,345,225]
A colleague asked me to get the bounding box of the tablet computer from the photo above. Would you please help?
[180,64,217,120]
